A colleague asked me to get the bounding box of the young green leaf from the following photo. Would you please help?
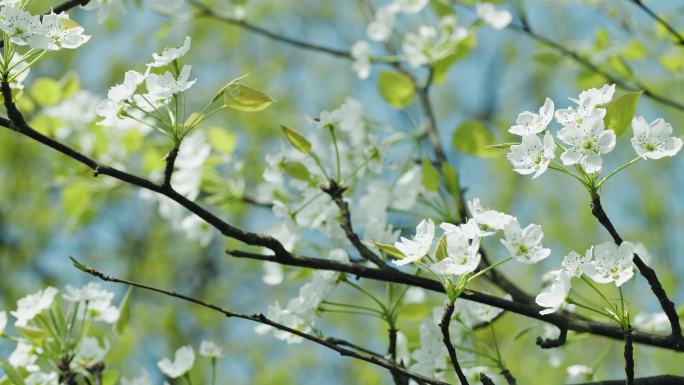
[281,125,312,154]
[282,161,310,181]
[208,128,237,154]
[441,163,460,197]
[0,359,26,385]
[115,287,133,334]
[223,83,274,112]
[604,91,643,137]
[435,234,448,261]
[30,78,63,106]
[452,119,497,157]
[421,157,440,192]
[372,241,404,259]
[378,70,415,108]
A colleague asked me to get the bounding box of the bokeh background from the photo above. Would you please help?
[1,0,683,383]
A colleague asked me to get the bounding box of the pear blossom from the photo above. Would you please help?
[566,365,593,383]
[467,198,513,235]
[97,70,147,126]
[144,65,196,103]
[633,312,670,334]
[71,337,109,373]
[367,4,399,41]
[584,241,634,287]
[509,98,554,135]
[630,116,682,159]
[409,309,448,379]
[63,282,120,323]
[30,12,91,50]
[500,218,550,263]
[535,270,571,315]
[557,114,616,173]
[393,218,435,266]
[475,3,513,30]
[430,225,481,275]
[2,52,30,89]
[149,36,191,67]
[262,261,284,285]
[199,340,224,358]
[351,40,371,79]
[25,372,59,385]
[401,17,467,68]
[0,6,42,46]
[561,248,593,278]
[11,286,58,327]
[572,84,615,117]
[458,294,512,327]
[9,341,41,372]
[507,132,556,178]
[158,345,195,378]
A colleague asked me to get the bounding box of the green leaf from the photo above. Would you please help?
[183,111,204,129]
[0,359,26,385]
[432,34,476,84]
[282,161,310,181]
[115,287,132,334]
[101,371,120,385]
[441,162,460,197]
[60,73,80,99]
[223,83,274,112]
[421,157,440,192]
[513,326,535,341]
[378,71,415,108]
[30,78,63,106]
[452,119,497,157]
[435,235,447,261]
[208,128,237,154]
[372,241,404,259]
[63,183,92,218]
[281,125,311,154]
[622,40,647,61]
[604,91,642,137]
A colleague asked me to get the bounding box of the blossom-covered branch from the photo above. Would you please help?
[71,258,452,385]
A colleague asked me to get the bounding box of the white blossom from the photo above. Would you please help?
[158,345,195,379]
[584,241,634,287]
[475,3,512,29]
[467,198,513,235]
[630,116,682,159]
[0,6,42,46]
[633,312,670,334]
[507,132,556,178]
[430,224,480,275]
[199,340,224,358]
[0,311,6,335]
[571,84,615,117]
[11,286,58,327]
[509,98,554,135]
[30,12,90,50]
[63,282,120,323]
[367,4,399,41]
[557,114,616,173]
[149,36,191,68]
[71,337,109,373]
[535,270,571,315]
[393,218,435,266]
[561,248,593,278]
[500,218,550,264]
[262,261,284,286]
[566,365,593,383]
[401,17,467,68]
[81,0,125,23]
[351,40,371,79]
[144,64,196,103]
[25,372,58,385]
[9,341,41,372]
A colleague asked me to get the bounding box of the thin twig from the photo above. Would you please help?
[629,0,684,46]
[575,375,684,385]
[590,196,682,342]
[227,249,684,353]
[73,259,450,385]
[322,179,391,270]
[439,302,470,384]
[162,147,179,188]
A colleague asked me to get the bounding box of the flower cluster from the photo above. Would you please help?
[256,250,349,343]
[506,84,682,180]
[96,36,197,140]
[536,241,635,314]
[391,198,550,277]
[0,283,122,384]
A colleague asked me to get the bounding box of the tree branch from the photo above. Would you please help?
[73,259,450,385]
[0,79,291,257]
[625,326,635,385]
[322,179,391,270]
[227,249,684,353]
[591,196,682,341]
[186,0,352,59]
[162,146,179,189]
[629,0,684,46]
[439,302,470,385]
